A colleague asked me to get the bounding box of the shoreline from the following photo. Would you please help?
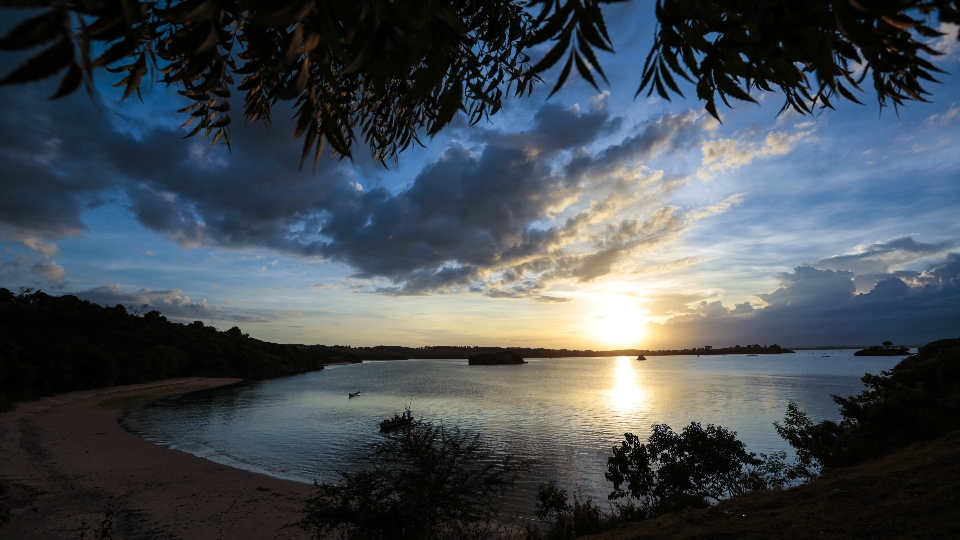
[0,377,312,539]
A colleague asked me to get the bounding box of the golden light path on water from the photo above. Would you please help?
[608,355,648,413]
[128,353,905,511]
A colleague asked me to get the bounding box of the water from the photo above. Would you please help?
[124,350,903,511]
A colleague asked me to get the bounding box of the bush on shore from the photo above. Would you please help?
[297,421,530,540]
[776,336,960,477]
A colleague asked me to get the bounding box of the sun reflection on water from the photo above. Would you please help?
[608,356,648,413]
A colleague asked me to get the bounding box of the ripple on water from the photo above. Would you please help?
[125,352,902,510]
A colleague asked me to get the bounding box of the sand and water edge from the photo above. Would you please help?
[0,377,312,539]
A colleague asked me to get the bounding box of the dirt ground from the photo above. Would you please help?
[0,378,313,540]
[586,432,960,540]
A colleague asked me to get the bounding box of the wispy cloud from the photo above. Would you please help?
[697,123,817,178]
[634,256,708,276]
[76,284,276,323]
[925,102,960,126]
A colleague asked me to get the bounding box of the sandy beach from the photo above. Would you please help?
[0,378,313,539]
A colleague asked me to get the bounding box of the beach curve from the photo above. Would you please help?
[0,377,312,539]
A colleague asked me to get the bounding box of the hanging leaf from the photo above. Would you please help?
[0,36,73,85]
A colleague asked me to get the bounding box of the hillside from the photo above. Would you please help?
[0,288,357,410]
[586,432,960,539]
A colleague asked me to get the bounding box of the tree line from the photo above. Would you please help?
[318,343,792,360]
[0,287,357,411]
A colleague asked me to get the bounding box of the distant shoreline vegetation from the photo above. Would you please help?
[854,341,912,356]
[0,288,357,411]
[0,287,797,410]
[316,343,794,361]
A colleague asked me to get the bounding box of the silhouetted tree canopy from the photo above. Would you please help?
[0,288,357,410]
[605,422,788,520]
[775,337,960,477]
[0,0,957,165]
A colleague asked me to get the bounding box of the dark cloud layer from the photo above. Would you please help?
[1,85,712,298]
[815,237,953,291]
[655,253,960,347]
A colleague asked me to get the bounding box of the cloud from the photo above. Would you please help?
[76,284,274,322]
[31,261,65,287]
[697,123,817,178]
[931,23,960,61]
[0,86,805,298]
[1,254,65,287]
[814,236,953,291]
[22,237,59,258]
[634,256,707,276]
[650,253,960,347]
[925,103,960,126]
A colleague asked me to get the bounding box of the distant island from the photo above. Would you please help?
[468,351,525,365]
[316,343,794,361]
[854,341,911,356]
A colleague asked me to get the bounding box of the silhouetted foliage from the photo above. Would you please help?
[2,0,956,166]
[529,481,604,539]
[0,288,356,410]
[776,337,960,476]
[296,420,528,540]
[639,0,959,119]
[605,422,787,520]
[0,0,535,166]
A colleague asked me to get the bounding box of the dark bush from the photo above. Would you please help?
[531,481,604,539]
[606,422,787,520]
[776,337,960,476]
[297,421,528,540]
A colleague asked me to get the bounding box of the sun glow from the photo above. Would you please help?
[589,294,648,349]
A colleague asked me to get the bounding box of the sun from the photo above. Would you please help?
[589,294,648,349]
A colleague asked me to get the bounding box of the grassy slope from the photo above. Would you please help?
[586,433,960,539]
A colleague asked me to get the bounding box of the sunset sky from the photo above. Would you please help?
[2,3,959,350]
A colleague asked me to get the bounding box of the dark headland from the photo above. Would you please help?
[854,341,912,356]
[467,350,525,365]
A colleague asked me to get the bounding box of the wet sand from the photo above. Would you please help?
[0,378,313,539]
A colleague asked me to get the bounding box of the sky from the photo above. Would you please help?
[1,3,959,350]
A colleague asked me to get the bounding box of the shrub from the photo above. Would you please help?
[297,421,529,540]
[531,481,604,539]
[776,337,960,475]
[605,422,786,519]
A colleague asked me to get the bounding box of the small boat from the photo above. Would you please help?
[379,408,414,432]
[747,354,758,356]
[636,355,646,361]
[349,391,361,398]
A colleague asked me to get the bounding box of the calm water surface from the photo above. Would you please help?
[125,351,903,510]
